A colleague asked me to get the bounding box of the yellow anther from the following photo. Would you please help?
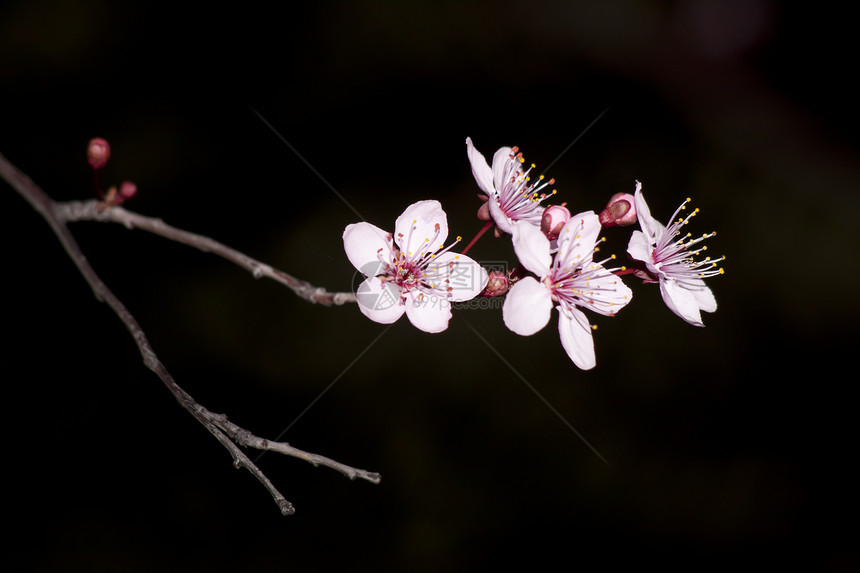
[456,236,462,241]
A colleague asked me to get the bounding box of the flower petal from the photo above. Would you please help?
[556,211,600,269]
[395,200,449,255]
[404,291,452,333]
[430,252,489,302]
[488,196,514,234]
[557,306,596,370]
[355,276,406,324]
[633,182,666,245]
[343,222,391,273]
[684,277,718,313]
[660,278,705,327]
[491,146,514,194]
[511,223,551,277]
[579,267,634,317]
[502,277,552,336]
[626,229,652,265]
[466,137,496,197]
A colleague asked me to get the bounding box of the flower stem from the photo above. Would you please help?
[460,221,493,256]
[92,168,104,201]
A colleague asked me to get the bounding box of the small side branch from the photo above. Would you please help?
[53,198,356,306]
[1,151,377,515]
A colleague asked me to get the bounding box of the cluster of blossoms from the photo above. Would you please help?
[343,138,724,370]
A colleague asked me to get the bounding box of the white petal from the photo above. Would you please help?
[626,229,652,265]
[355,276,406,324]
[491,146,514,194]
[395,200,448,255]
[465,138,496,197]
[557,306,596,370]
[343,222,391,273]
[660,279,705,327]
[556,211,599,268]
[502,277,552,336]
[579,268,634,317]
[511,223,551,277]
[404,292,452,333]
[633,182,666,245]
[430,252,489,302]
[684,278,717,313]
[487,196,514,234]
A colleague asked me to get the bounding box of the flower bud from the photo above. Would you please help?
[541,204,571,240]
[598,193,637,227]
[87,137,111,170]
[481,270,509,297]
[119,181,137,200]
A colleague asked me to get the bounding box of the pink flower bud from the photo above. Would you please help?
[540,204,571,240]
[481,270,510,297]
[598,193,637,227]
[87,138,111,170]
[119,181,137,200]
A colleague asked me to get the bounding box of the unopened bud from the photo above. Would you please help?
[599,193,637,227]
[119,181,137,200]
[481,270,509,297]
[541,204,571,240]
[87,137,111,170]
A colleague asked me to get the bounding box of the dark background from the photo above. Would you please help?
[2,1,858,570]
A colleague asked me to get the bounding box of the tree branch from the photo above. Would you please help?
[53,198,356,306]
[0,151,378,516]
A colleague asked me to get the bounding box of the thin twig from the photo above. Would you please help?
[53,199,357,306]
[1,151,378,515]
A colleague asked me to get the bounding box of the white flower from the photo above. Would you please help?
[502,212,633,370]
[466,137,557,235]
[343,200,489,333]
[626,181,724,327]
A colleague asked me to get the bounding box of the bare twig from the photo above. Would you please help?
[53,199,357,306]
[0,151,378,515]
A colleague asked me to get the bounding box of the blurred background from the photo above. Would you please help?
[2,0,858,570]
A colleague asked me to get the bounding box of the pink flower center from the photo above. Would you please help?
[376,221,463,301]
[496,147,558,224]
[653,198,725,281]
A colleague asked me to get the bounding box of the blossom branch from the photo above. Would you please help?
[0,151,377,515]
[52,198,356,306]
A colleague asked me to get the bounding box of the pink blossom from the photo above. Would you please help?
[626,181,724,327]
[87,137,110,170]
[344,200,488,333]
[466,137,557,235]
[503,212,633,370]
